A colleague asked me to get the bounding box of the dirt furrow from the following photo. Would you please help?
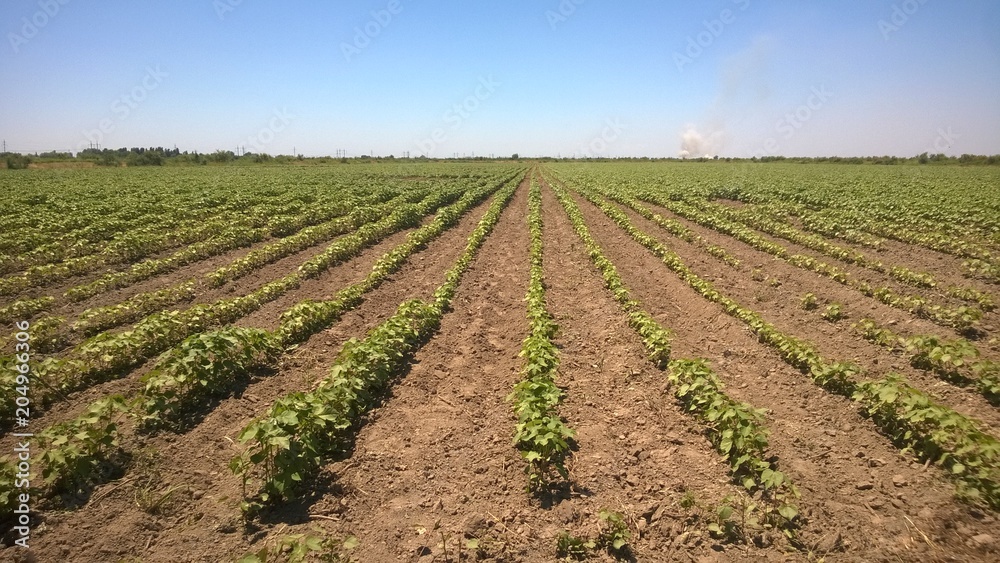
[22,207,438,356]
[0,222,422,447]
[647,201,999,343]
[731,202,998,302]
[630,200,1000,424]
[251,176,535,562]
[568,188,999,562]
[15,188,512,563]
[538,183,779,561]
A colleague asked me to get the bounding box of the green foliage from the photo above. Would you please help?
[233,177,520,509]
[623,185,988,333]
[73,281,197,336]
[5,154,31,169]
[596,510,631,553]
[947,286,995,312]
[510,177,575,492]
[556,532,593,560]
[550,168,1000,510]
[274,178,504,346]
[668,359,799,532]
[233,299,440,506]
[963,259,1000,284]
[546,177,673,367]
[853,376,1000,509]
[973,361,1000,404]
[854,318,897,347]
[548,175,799,534]
[554,510,631,560]
[0,460,18,517]
[855,319,998,402]
[140,327,283,428]
[821,303,844,322]
[800,293,818,310]
[38,396,129,495]
[235,531,359,563]
[0,296,55,323]
[903,334,978,380]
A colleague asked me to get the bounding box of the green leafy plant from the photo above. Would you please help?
[556,532,593,560]
[510,177,575,492]
[821,303,844,322]
[903,335,978,382]
[554,510,630,560]
[854,318,896,347]
[800,293,818,310]
[38,395,130,495]
[667,359,799,532]
[973,361,1000,404]
[140,327,283,429]
[853,375,1000,509]
[596,510,631,554]
[233,179,520,510]
[680,490,697,509]
[236,531,359,563]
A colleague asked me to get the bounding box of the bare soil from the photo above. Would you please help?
[5,170,999,563]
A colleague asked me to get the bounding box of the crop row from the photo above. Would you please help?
[0,213,268,297]
[702,175,999,262]
[721,198,1000,301]
[3,187,461,417]
[0,174,381,276]
[509,175,575,492]
[206,189,432,287]
[139,174,518,431]
[545,175,799,534]
[557,175,1000,510]
[854,319,1000,404]
[598,190,741,268]
[7,189,441,356]
[796,204,1000,281]
[0,187,420,330]
[230,175,521,511]
[694,198,987,297]
[0,173,523,514]
[631,190,986,335]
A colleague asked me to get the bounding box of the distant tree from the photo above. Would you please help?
[210,150,235,163]
[4,153,31,169]
[38,151,72,159]
[511,153,519,160]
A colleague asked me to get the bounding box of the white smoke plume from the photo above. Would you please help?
[679,124,724,158]
[678,35,776,158]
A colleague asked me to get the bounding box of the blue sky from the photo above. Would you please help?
[1,0,998,158]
